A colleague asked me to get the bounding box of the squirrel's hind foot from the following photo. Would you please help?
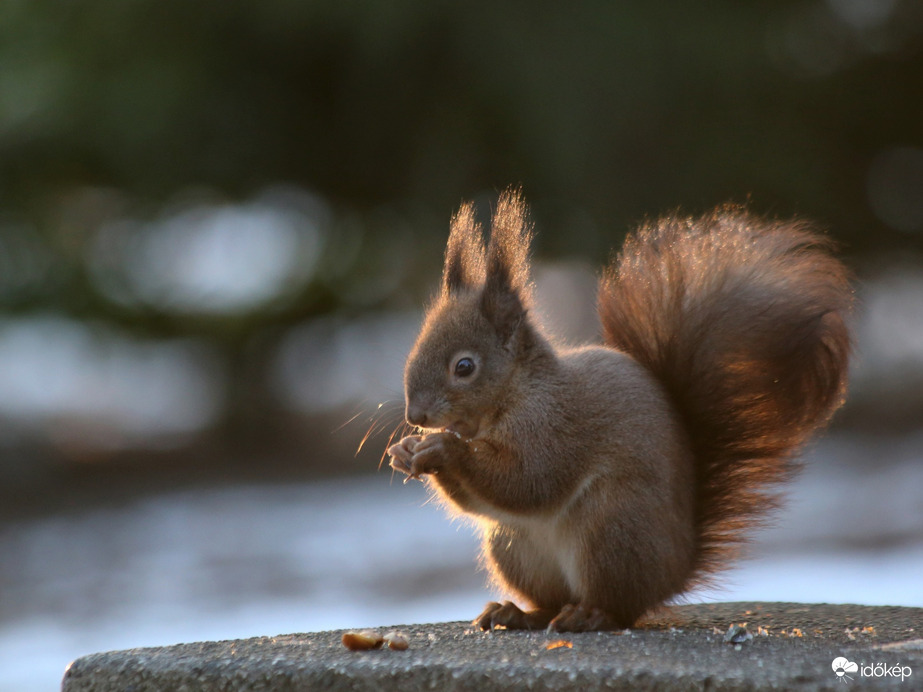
[547,604,620,633]
[475,601,555,631]
[476,601,623,632]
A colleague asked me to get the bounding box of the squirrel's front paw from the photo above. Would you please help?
[387,435,422,476]
[409,431,465,478]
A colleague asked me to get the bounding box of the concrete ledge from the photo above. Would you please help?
[63,602,922,691]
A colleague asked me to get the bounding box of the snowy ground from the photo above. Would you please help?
[2,432,922,692]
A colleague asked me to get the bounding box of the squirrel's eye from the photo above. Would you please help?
[454,357,476,378]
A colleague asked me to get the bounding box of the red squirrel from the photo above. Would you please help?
[387,188,852,632]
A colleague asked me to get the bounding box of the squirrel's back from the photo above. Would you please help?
[598,206,852,588]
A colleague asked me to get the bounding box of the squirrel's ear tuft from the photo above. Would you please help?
[486,187,533,294]
[442,202,486,295]
[481,187,533,342]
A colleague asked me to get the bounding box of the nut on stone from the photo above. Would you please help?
[383,631,409,650]
[341,630,384,651]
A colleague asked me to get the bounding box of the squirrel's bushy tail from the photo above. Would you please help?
[598,206,852,587]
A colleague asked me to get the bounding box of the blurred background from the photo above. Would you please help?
[2,1,923,689]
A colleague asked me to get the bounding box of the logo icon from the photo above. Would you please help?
[832,657,859,684]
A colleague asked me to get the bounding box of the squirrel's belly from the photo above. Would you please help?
[513,514,582,597]
[480,475,602,599]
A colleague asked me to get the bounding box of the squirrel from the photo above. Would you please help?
[387,188,852,633]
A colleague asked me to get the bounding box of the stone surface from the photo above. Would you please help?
[62,602,923,691]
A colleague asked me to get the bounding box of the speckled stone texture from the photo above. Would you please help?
[62,602,923,691]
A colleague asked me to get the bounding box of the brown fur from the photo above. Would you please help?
[387,190,852,632]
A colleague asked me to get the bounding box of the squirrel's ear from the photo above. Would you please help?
[481,187,533,342]
[442,202,486,295]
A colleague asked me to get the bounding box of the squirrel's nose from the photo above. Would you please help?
[406,404,429,427]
